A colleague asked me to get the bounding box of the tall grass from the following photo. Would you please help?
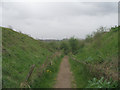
[31,54,64,88]
[69,26,119,88]
[69,57,92,88]
[76,26,118,64]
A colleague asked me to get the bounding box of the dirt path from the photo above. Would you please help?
[54,56,74,88]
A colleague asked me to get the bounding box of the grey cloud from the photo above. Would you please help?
[89,2,118,15]
[1,2,118,40]
[2,2,117,20]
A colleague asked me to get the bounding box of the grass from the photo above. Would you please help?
[68,26,119,88]
[2,27,53,88]
[76,27,118,64]
[69,57,92,88]
[31,54,63,88]
[2,26,119,88]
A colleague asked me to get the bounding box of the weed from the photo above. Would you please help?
[86,77,118,88]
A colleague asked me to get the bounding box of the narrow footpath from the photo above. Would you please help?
[54,56,75,88]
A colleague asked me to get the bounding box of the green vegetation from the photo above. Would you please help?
[2,27,54,88]
[68,37,79,54]
[58,26,118,88]
[59,37,81,55]
[68,26,119,88]
[32,55,63,88]
[86,77,118,88]
[2,26,119,88]
[69,57,92,88]
[60,41,70,55]
[76,26,118,64]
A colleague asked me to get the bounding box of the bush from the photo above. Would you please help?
[48,42,60,50]
[60,41,70,55]
[85,34,93,42]
[69,37,79,54]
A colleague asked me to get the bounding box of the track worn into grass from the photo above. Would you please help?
[54,56,74,88]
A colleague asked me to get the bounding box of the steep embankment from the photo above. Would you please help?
[2,27,53,88]
[70,26,119,88]
[76,27,118,79]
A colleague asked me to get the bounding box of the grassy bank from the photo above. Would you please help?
[32,54,63,88]
[2,27,53,88]
[75,27,118,80]
[76,27,118,64]
[69,57,92,88]
[69,26,119,88]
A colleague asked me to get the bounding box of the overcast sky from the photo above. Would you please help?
[1,1,118,40]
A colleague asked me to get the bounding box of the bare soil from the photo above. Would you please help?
[54,56,74,88]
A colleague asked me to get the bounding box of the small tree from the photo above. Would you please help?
[85,34,93,42]
[69,37,79,54]
[60,41,70,55]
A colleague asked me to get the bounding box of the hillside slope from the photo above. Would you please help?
[76,27,118,64]
[2,27,53,88]
[71,26,119,87]
[67,26,119,88]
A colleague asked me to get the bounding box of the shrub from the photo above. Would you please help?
[48,42,60,50]
[60,41,70,55]
[86,77,118,88]
[69,37,79,54]
[85,34,93,43]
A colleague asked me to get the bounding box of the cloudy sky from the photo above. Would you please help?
[1,1,118,40]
